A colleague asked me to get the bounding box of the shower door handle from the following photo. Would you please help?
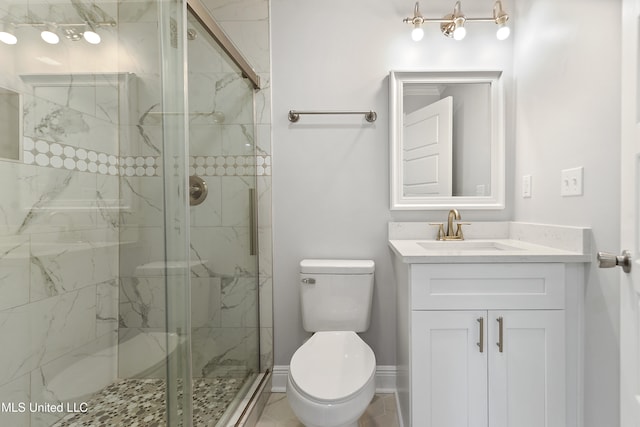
[249,188,257,256]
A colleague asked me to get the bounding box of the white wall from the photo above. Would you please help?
[271,0,514,366]
[511,0,621,426]
[272,0,622,422]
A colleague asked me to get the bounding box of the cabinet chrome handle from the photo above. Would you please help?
[496,316,504,353]
[597,250,631,273]
[477,317,484,353]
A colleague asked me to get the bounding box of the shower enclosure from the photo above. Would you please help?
[0,0,264,425]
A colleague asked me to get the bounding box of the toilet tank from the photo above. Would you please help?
[299,259,375,333]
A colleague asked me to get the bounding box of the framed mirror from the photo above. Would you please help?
[389,71,505,210]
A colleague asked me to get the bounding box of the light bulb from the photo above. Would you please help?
[453,25,466,40]
[411,25,424,42]
[0,31,17,45]
[496,24,510,40]
[493,1,510,41]
[41,25,59,44]
[83,29,100,44]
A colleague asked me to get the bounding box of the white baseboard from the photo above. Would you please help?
[271,365,288,392]
[271,365,397,393]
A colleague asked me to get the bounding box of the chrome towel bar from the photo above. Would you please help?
[288,110,377,123]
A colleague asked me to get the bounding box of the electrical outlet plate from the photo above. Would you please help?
[561,167,583,196]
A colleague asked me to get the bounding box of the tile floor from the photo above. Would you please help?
[255,393,400,427]
[52,377,243,426]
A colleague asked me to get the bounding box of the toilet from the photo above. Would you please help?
[287,259,376,427]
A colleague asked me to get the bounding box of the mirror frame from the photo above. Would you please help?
[389,70,505,210]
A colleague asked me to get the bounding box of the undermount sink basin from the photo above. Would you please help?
[416,240,524,251]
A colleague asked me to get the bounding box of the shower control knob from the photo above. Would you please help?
[597,250,632,273]
[189,175,208,206]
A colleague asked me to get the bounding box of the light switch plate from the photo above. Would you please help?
[561,167,583,196]
[522,175,532,198]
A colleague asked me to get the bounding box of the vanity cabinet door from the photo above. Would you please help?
[488,310,566,427]
[412,311,488,427]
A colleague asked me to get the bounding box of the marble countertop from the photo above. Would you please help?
[389,238,591,263]
[388,222,592,264]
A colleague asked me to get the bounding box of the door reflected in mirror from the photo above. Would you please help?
[390,71,505,210]
[403,83,491,197]
[0,86,21,162]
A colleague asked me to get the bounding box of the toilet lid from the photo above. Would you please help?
[289,331,376,402]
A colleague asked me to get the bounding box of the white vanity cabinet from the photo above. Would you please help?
[412,310,565,427]
[396,262,578,427]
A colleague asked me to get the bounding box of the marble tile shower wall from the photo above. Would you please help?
[0,9,122,427]
[116,0,272,381]
[188,17,262,379]
[200,0,274,372]
[0,0,272,424]
[115,0,180,381]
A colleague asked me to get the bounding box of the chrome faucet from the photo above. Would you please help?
[430,209,468,240]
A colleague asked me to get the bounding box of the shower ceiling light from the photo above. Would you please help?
[403,0,510,42]
[0,23,17,45]
[41,23,60,44]
[0,31,16,44]
[83,25,101,44]
[2,18,115,45]
[0,22,17,44]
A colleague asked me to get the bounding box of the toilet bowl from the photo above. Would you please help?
[287,331,376,427]
[286,259,377,427]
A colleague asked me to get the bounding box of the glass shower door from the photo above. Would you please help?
[185,9,260,426]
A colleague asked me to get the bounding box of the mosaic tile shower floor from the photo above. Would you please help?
[52,377,243,427]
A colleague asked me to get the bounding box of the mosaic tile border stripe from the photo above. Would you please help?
[188,155,271,177]
[21,138,272,177]
[23,137,160,177]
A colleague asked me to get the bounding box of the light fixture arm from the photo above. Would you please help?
[493,0,509,25]
[403,2,424,26]
[453,1,463,19]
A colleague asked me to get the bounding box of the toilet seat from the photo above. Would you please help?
[289,331,376,403]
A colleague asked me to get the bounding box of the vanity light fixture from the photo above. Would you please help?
[0,22,17,45]
[40,23,60,44]
[408,2,425,41]
[403,0,511,41]
[450,1,467,41]
[493,0,510,40]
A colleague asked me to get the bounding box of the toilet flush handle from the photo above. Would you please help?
[301,278,316,284]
